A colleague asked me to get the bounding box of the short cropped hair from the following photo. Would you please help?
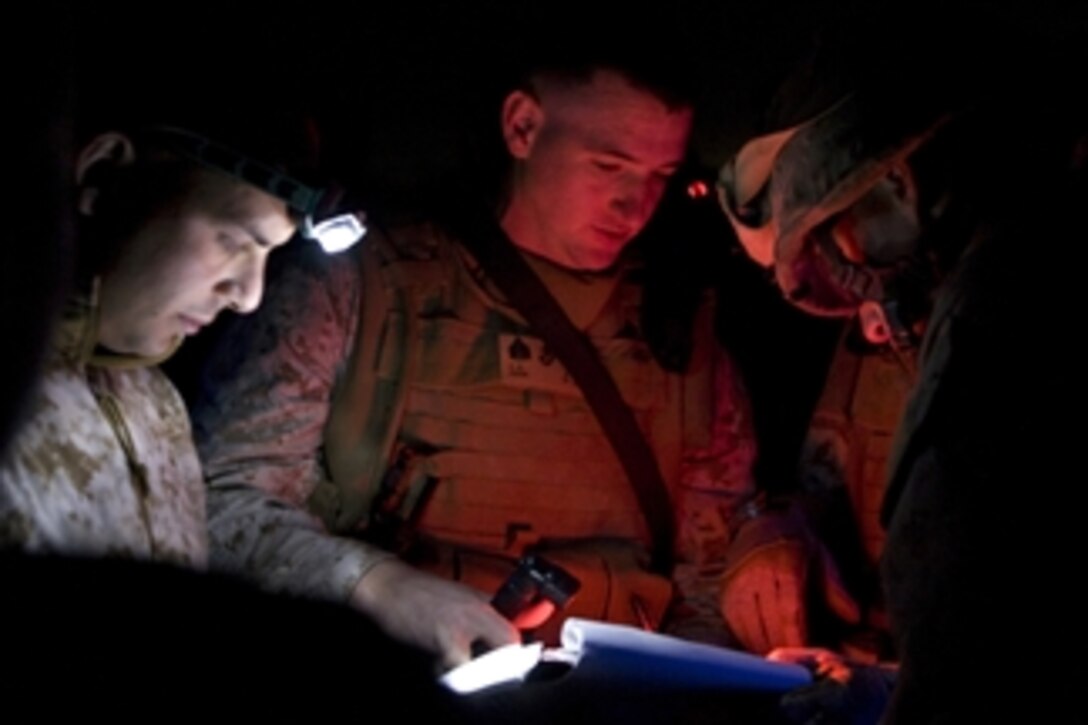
[501,11,698,111]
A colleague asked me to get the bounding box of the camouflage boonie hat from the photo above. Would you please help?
[718,86,952,317]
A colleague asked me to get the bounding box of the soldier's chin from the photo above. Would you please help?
[782,260,860,317]
[574,245,626,273]
[132,332,183,361]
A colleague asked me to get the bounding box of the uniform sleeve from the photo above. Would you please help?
[189,243,392,603]
[668,337,759,644]
[881,230,1080,722]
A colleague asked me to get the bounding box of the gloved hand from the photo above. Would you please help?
[719,504,860,654]
[771,647,897,725]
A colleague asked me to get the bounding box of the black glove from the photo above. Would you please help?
[779,663,896,725]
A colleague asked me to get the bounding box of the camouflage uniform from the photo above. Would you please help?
[191,222,757,640]
[0,282,207,568]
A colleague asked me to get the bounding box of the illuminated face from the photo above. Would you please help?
[501,69,692,271]
[96,171,296,358]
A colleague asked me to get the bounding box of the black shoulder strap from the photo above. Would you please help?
[452,210,674,574]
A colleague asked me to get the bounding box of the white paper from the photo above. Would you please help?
[440,618,813,695]
[440,642,544,694]
[560,618,813,692]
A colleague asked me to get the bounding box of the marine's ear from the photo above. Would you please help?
[75,132,136,216]
[501,89,544,160]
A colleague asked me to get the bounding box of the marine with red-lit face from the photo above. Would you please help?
[500,69,693,271]
[345,67,696,669]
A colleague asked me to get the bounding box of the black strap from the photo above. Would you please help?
[451,210,675,574]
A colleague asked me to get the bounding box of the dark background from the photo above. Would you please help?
[69,1,1088,194]
[2,3,1085,718]
[9,0,1087,487]
[13,0,1085,482]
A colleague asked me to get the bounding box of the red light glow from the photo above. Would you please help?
[687,180,709,199]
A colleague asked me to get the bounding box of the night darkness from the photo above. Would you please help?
[4,2,1087,720]
[9,0,1088,548]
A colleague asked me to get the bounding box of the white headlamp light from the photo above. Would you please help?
[302,212,367,253]
[149,126,367,253]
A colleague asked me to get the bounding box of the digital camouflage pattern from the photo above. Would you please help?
[0,286,206,568]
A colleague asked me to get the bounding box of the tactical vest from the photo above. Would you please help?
[803,334,915,568]
[801,330,915,652]
[322,225,716,633]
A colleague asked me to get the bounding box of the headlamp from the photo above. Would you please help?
[148,126,367,253]
[301,212,367,253]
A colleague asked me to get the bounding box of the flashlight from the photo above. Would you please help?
[470,554,581,659]
[491,554,581,621]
